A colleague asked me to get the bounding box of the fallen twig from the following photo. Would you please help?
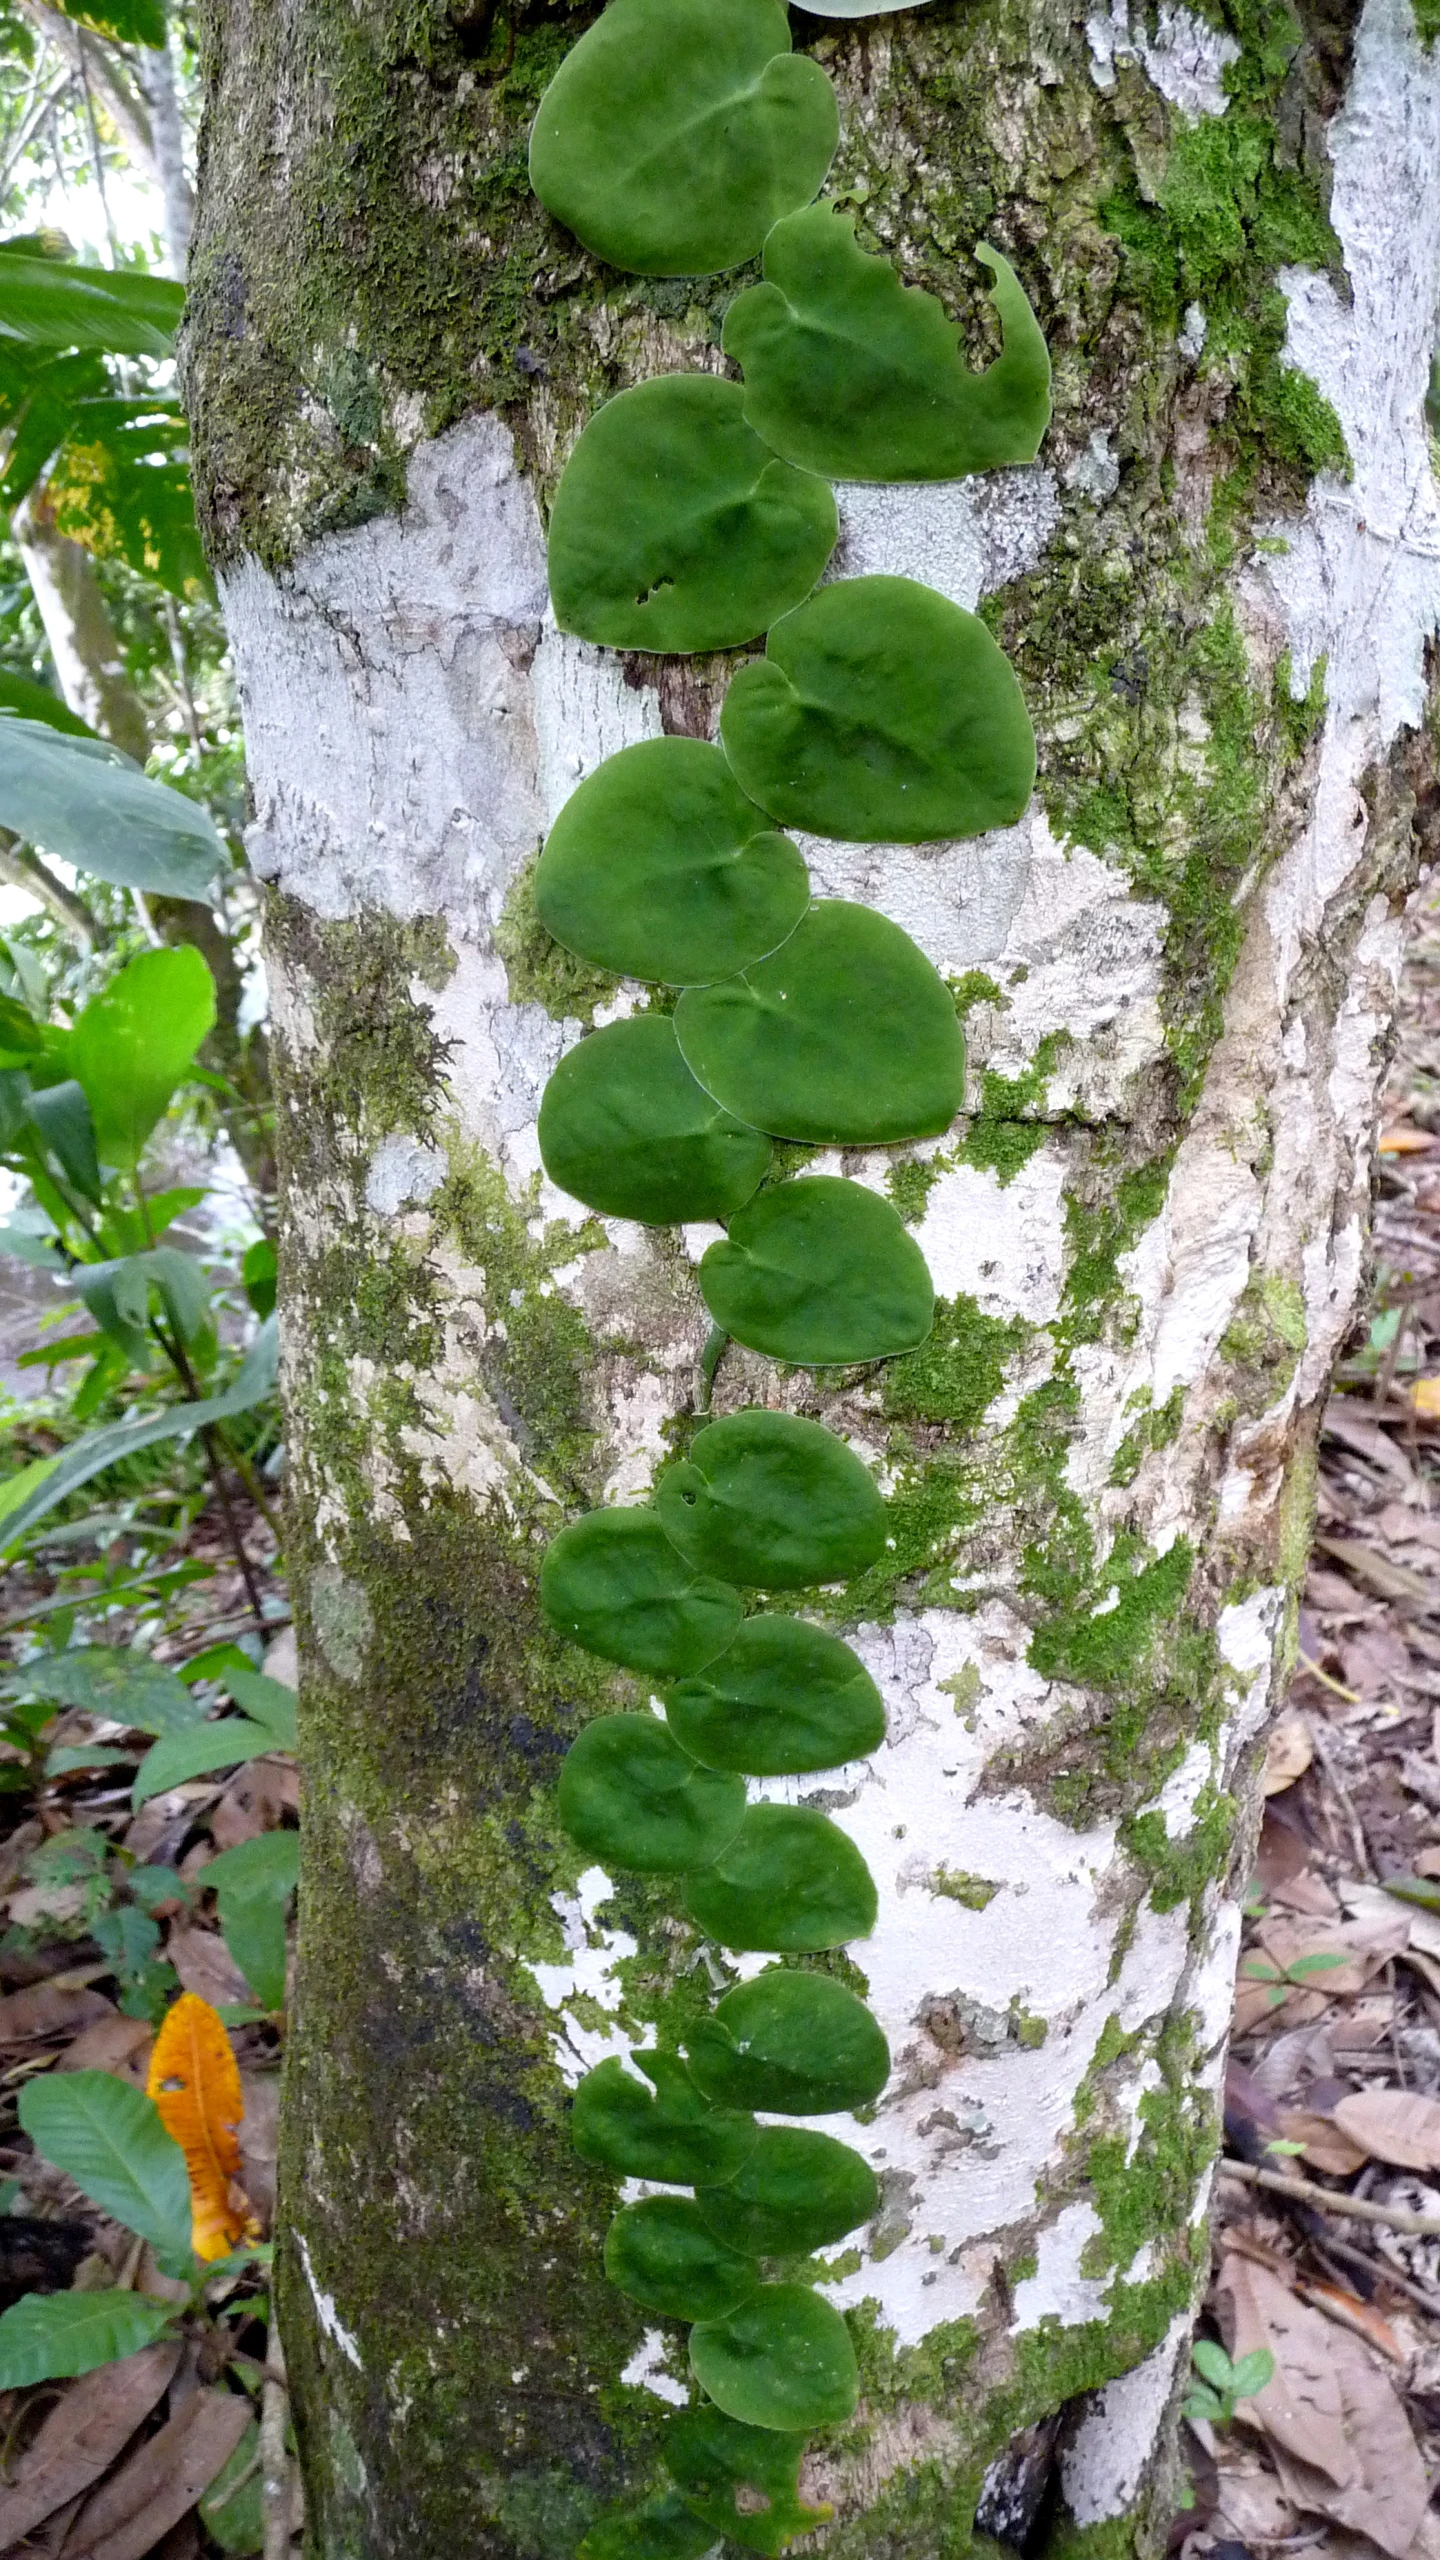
[1221,2157,1440,2236]
[261,2324,291,2560]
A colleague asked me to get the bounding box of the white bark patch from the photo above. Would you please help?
[1061,2315,1191,2522]
[829,468,1059,611]
[913,1150,1069,1322]
[297,2232,364,2368]
[1085,0,1240,115]
[528,1867,638,2086]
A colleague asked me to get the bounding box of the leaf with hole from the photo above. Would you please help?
[699,1177,934,1366]
[664,2404,827,2557]
[580,2493,718,2560]
[605,2196,759,2321]
[0,2288,176,2389]
[666,1618,885,1776]
[535,738,810,987]
[19,2071,192,2272]
[690,2283,859,2431]
[687,1966,890,2114]
[723,209,1050,480]
[558,1714,747,1873]
[655,1411,884,1590]
[528,0,838,278]
[548,375,837,654]
[696,2126,877,2255]
[542,1509,742,1676]
[571,2052,758,2185]
[719,575,1035,843]
[675,900,964,1144]
[684,1805,877,1951]
[539,1017,772,1225]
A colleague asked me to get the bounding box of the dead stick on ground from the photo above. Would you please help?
[261,2325,291,2560]
[1221,2158,1440,2236]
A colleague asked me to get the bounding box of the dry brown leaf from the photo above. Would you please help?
[1263,1713,1313,1796]
[1332,2087,1440,2170]
[1294,2280,1406,2364]
[163,1919,249,2012]
[66,2387,250,2560]
[1275,2107,1369,2176]
[147,1995,252,2262]
[1209,2449,1295,2544]
[0,2339,181,2545]
[1264,2310,1430,2558]
[0,1981,114,2045]
[208,1754,299,1852]
[59,2016,155,2087]
[1215,2255,1354,2484]
[238,2069,279,2234]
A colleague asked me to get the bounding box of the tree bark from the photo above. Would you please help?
[186,0,1440,2552]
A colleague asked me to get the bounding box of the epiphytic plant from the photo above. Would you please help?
[520,0,1051,2538]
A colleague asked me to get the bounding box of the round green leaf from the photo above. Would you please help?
[665,1618,885,1776]
[683,1805,877,1951]
[687,1967,890,2114]
[696,2127,877,2255]
[724,209,1051,480]
[719,575,1036,844]
[581,2495,718,2560]
[663,2405,824,2558]
[605,2196,759,2321]
[528,0,838,279]
[535,738,810,988]
[548,376,837,654]
[674,900,964,1144]
[558,1714,747,1872]
[690,2283,859,2431]
[699,1178,934,1366]
[542,1509,742,1676]
[655,1411,884,1590]
[571,2052,758,2185]
[539,1017,772,1226]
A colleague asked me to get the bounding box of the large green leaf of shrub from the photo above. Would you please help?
[529,0,837,278]
[0,717,223,899]
[0,2288,175,2388]
[0,258,181,356]
[19,2072,192,2269]
[719,576,1036,843]
[71,946,216,1171]
[724,210,1050,479]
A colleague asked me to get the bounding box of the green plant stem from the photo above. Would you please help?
[150,1319,268,1627]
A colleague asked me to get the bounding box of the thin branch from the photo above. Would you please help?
[260,2325,292,2560]
[1220,2158,1440,2236]
[0,830,96,944]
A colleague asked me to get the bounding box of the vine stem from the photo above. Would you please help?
[698,1325,729,1414]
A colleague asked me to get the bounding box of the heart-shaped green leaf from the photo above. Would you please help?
[572,2052,758,2185]
[535,738,810,988]
[605,2196,759,2321]
[542,1509,742,1676]
[548,375,837,654]
[580,2493,719,2560]
[699,1178,934,1366]
[655,1411,885,1590]
[723,210,1051,480]
[539,1017,772,1225]
[528,0,838,278]
[664,2405,827,2558]
[690,2283,859,2431]
[666,1618,885,1776]
[684,1805,877,1951]
[674,901,964,1143]
[696,2127,877,2254]
[558,1714,747,1872]
[687,1967,890,2114]
[719,575,1036,843]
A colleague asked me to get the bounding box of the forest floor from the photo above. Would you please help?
[5,910,1440,2558]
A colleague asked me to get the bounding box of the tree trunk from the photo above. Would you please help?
[185,0,1440,2552]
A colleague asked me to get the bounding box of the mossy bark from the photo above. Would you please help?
[186,1,1440,2554]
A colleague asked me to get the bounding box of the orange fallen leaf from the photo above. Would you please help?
[1378,1125,1436,1154]
[1412,1377,1440,1417]
[146,1993,255,2262]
